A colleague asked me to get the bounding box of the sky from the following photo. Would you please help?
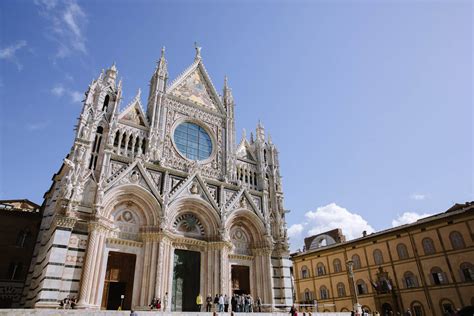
[0,0,472,251]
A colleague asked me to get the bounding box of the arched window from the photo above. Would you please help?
[303,288,312,302]
[361,305,371,313]
[431,267,448,285]
[16,229,30,248]
[373,249,384,265]
[422,238,436,255]
[340,308,350,312]
[301,266,309,279]
[336,282,346,297]
[102,94,110,111]
[319,285,329,300]
[397,243,409,260]
[89,126,104,170]
[449,231,466,250]
[352,254,361,269]
[113,130,120,148]
[404,271,418,288]
[8,262,23,280]
[317,262,326,276]
[356,279,368,295]
[440,299,455,315]
[460,262,473,282]
[333,258,342,273]
[410,301,425,316]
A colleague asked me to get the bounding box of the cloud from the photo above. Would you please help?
[0,40,27,70]
[27,121,50,131]
[392,211,433,227]
[287,224,304,238]
[51,84,65,96]
[69,90,82,102]
[410,193,426,201]
[35,0,88,58]
[305,203,375,240]
[288,203,375,251]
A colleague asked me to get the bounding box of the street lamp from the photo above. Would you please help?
[346,260,362,314]
[120,294,125,310]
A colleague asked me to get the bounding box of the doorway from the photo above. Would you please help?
[382,303,393,315]
[171,249,201,311]
[231,265,250,294]
[101,252,136,310]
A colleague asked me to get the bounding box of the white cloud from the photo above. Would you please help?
[69,90,82,102]
[35,0,88,58]
[51,84,65,96]
[27,121,50,131]
[305,203,375,240]
[392,212,433,227]
[287,224,304,238]
[410,193,426,201]
[0,40,27,70]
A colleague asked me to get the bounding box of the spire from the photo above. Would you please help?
[194,42,202,61]
[104,62,118,85]
[242,128,247,141]
[256,120,265,142]
[155,46,168,78]
[134,88,141,102]
[223,75,234,108]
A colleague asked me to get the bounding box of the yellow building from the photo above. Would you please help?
[290,202,474,316]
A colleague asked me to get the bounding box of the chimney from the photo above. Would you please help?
[362,230,367,237]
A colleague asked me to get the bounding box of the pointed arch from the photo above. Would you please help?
[225,208,267,245]
[101,184,162,226]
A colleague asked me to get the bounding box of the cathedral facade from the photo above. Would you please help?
[22,47,292,310]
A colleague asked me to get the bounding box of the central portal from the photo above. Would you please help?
[171,249,201,311]
[231,265,250,295]
[101,252,136,310]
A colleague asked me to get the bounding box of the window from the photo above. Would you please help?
[431,267,447,285]
[397,243,409,260]
[301,266,309,279]
[337,282,346,297]
[173,122,212,161]
[449,231,465,250]
[102,94,109,111]
[422,238,436,255]
[88,126,103,170]
[352,254,361,269]
[333,258,342,273]
[16,229,30,248]
[317,262,326,276]
[440,299,455,314]
[460,262,473,282]
[373,249,384,265]
[356,279,367,295]
[319,286,329,300]
[303,289,312,302]
[410,302,424,316]
[404,271,418,288]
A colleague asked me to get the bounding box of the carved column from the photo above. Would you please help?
[262,248,275,309]
[218,242,232,296]
[77,221,109,308]
[155,234,171,306]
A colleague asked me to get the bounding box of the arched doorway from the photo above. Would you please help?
[382,302,393,315]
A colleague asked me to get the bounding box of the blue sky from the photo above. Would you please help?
[0,0,472,250]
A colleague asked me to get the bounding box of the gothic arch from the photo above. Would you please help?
[167,196,221,240]
[102,183,162,226]
[225,208,267,244]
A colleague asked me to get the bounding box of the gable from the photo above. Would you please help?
[121,106,146,126]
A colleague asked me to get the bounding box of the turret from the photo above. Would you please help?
[223,76,236,180]
[147,47,168,129]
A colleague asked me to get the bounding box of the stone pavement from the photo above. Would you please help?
[0,311,351,316]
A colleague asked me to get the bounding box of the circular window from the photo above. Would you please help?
[173,122,212,161]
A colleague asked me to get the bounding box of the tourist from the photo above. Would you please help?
[224,294,229,312]
[231,294,237,312]
[156,297,161,310]
[70,296,77,309]
[219,294,224,312]
[405,309,412,316]
[256,296,262,312]
[130,310,138,316]
[244,294,249,312]
[290,305,297,316]
[149,297,158,310]
[196,293,203,311]
[206,294,213,312]
[214,294,219,311]
[248,295,253,312]
[163,292,168,311]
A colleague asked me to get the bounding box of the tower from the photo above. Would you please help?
[22,46,292,310]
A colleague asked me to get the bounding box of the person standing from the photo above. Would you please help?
[256,296,262,312]
[219,294,224,312]
[206,294,213,312]
[214,294,219,311]
[163,292,168,311]
[224,294,229,312]
[196,293,203,312]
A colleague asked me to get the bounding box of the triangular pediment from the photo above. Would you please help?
[118,98,149,128]
[225,188,263,220]
[236,139,256,162]
[168,61,226,114]
[168,171,220,212]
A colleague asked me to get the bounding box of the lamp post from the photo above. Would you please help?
[346,260,362,314]
[120,294,125,310]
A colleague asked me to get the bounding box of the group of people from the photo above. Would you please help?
[149,292,168,311]
[58,296,77,309]
[196,293,262,312]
